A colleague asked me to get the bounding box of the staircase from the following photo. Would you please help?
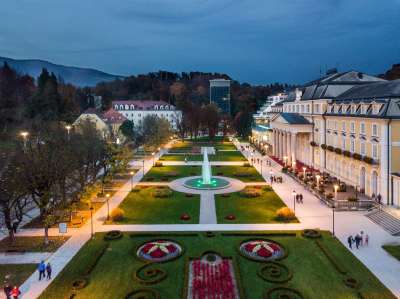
[366,209,400,235]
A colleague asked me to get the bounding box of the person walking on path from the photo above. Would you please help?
[299,193,303,204]
[355,234,361,249]
[347,235,353,249]
[4,283,11,299]
[360,231,364,246]
[10,286,20,299]
[38,261,46,281]
[365,234,369,246]
[46,263,52,280]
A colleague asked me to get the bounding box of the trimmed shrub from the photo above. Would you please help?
[321,144,327,150]
[240,188,261,198]
[343,150,351,157]
[111,208,124,221]
[327,145,334,152]
[343,277,361,289]
[302,229,321,239]
[125,288,161,299]
[180,214,191,221]
[275,207,295,221]
[243,162,251,167]
[104,230,123,241]
[334,148,342,154]
[258,262,292,283]
[225,214,236,221]
[153,188,172,198]
[154,161,163,167]
[347,197,358,202]
[234,172,252,178]
[363,156,374,164]
[263,185,273,191]
[353,153,362,160]
[310,141,318,147]
[72,278,88,290]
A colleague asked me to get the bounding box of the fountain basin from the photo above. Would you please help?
[183,176,231,190]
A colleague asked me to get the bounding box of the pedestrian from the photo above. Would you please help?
[299,193,303,204]
[38,261,46,281]
[295,193,299,203]
[377,194,382,204]
[347,235,353,249]
[10,286,20,299]
[365,234,369,246]
[4,283,11,299]
[12,222,18,234]
[46,263,52,280]
[360,231,364,246]
[184,157,187,164]
[355,234,361,249]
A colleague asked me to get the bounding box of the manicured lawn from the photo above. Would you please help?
[0,236,69,252]
[143,165,201,182]
[169,140,237,153]
[0,264,36,287]
[212,165,265,182]
[382,244,400,261]
[111,186,200,224]
[215,187,298,224]
[39,231,395,299]
[160,150,246,161]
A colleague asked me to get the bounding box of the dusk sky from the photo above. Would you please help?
[1,0,399,84]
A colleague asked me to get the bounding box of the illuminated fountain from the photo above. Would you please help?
[183,150,230,190]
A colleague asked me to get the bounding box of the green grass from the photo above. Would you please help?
[39,231,395,299]
[0,236,69,252]
[382,244,400,261]
[212,165,264,182]
[216,188,298,224]
[143,165,201,182]
[160,150,246,161]
[169,140,237,152]
[111,186,200,224]
[0,264,36,287]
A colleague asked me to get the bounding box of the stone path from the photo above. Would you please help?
[0,252,52,264]
[160,161,245,166]
[199,193,217,224]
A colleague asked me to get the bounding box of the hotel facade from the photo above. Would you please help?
[253,71,400,207]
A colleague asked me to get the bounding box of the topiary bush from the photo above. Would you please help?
[134,264,167,285]
[104,230,123,241]
[240,188,261,198]
[302,229,321,239]
[275,207,295,221]
[263,185,273,191]
[71,278,88,290]
[111,208,125,221]
[263,287,304,299]
[180,214,191,221]
[154,161,163,167]
[125,288,161,299]
[258,262,292,283]
[153,188,172,198]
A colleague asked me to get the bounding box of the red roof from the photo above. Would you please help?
[102,108,127,124]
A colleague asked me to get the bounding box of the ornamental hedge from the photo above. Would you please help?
[315,240,347,275]
[125,288,161,299]
[363,156,374,164]
[327,145,334,152]
[257,262,292,283]
[321,144,327,150]
[104,230,123,241]
[352,153,362,160]
[263,286,304,299]
[334,148,342,154]
[134,263,167,285]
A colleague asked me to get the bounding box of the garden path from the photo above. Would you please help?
[199,193,217,224]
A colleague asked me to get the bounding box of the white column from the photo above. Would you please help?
[279,131,284,159]
[287,132,292,165]
[380,122,389,204]
[291,133,297,166]
[320,118,326,171]
[283,132,287,161]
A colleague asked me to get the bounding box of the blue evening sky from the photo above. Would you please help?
[0,0,399,84]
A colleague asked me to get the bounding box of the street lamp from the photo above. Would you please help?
[303,167,307,178]
[90,206,94,239]
[151,152,155,166]
[106,193,110,221]
[65,125,72,141]
[334,184,339,200]
[130,171,134,190]
[142,159,145,176]
[292,190,297,213]
[20,131,29,149]
[283,156,288,166]
[332,205,336,237]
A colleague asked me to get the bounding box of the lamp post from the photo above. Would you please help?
[106,193,110,221]
[142,159,145,176]
[158,147,161,158]
[20,131,29,149]
[355,184,358,200]
[250,152,254,166]
[303,167,307,179]
[283,156,288,166]
[90,206,94,239]
[332,205,336,237]
[151,152,155,166]
[334,184,339,201]
[130,171,134,190]
[292,190,297,213]
[65,125,72,141]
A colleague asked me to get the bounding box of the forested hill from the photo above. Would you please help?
[0,56,123,87]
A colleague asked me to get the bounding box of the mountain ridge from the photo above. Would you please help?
[0,56,124,87]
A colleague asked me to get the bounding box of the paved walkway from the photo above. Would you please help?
[0,252,52,264]
[160,161,245,166]
[199,193,217,224]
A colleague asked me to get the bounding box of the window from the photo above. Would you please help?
[306,105,310,113]
[350,139,355,153]
[372,105,380,114]
[334,121,338,131]
[360,123,366,135]
[350,122,355,133]
[296,105,299,113]
[372,144,378,159]
[315,104,320,113]
[342,137,346,150]
[360,142,366,155]
[361,105,366,114]
[342,122,346,132]
[351,105,356,113]
[372,123,378,136]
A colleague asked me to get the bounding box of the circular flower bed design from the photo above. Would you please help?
[137,240,182,262]
[240,240,284,261]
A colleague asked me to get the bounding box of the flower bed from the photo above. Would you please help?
[104,230,123,241]
[125,288,160,299]
[239,239,285,262]
[137,240,182,262]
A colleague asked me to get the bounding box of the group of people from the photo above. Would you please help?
[38,261,52,281]
[295,192,304,203]
[347,231,369,249]
[3,285,20,299]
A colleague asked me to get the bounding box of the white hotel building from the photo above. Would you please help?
[112,100,182,129]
